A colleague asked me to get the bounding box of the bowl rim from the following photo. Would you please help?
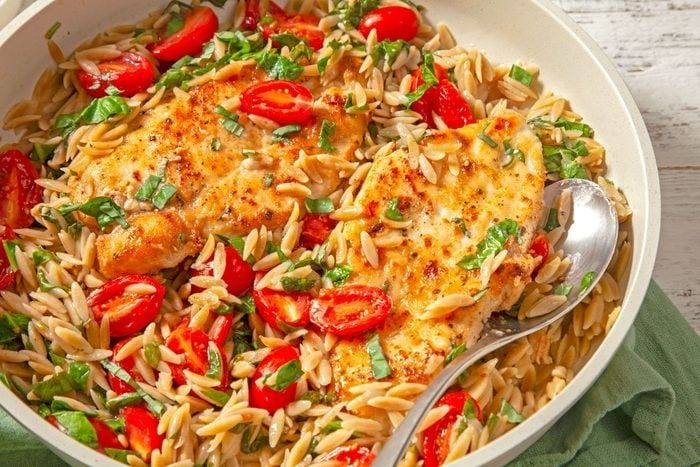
[0,0,661,466]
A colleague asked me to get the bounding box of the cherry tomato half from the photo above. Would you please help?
[242,0,286,31]
[48,415,123,451]
[0,149,42,229]
[249,345,300,413]
[0,224,17,291]
[328,444,376,467]
[77,52,156,98]
[299,214,337,250]
[107,338,144,395]
[240,80,314,126]
[191,246,255,296]
[87,274,165,338]
[409,67,475,129]
[122,405,164,461]
[420,391,482,467]
[262,13,325,50]
[309,285,391,337]
[150,6,218,62]
[166,320,229,388]
[358,6,419,42]
[208,313,234,346]
[529,233,550,277]
[253,286,311,330]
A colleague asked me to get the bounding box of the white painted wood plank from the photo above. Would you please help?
[554,0,700,331]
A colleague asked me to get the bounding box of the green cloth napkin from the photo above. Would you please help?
[0,280,698,466]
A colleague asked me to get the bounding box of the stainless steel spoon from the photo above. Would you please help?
[374,178,619,466]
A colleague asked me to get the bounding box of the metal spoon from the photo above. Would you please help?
[374,178,619,466]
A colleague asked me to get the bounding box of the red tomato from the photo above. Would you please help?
[208,314,234,346]
[529,233,550,276]
[240,80,314,126]
[77,52,156,98]
[253,287,311,330]
[166,320,229,388]
[262,14,325,50]
[409,67,475,129]
[329,444,376,467]
[242,0,286,31]
[0,224,17,291]
[249,345,300,412]
[309,285,391,337]
[421,391,482,467]
[299,214,337,250]
[191,246,255,296]
[410,64,447,128]
[358,6,419,42]
[122,405,164,461]
[90,418,123,450]
[107,338,144,395]
[150,7,218,62]
[0,149,42,229]
[87,275,165,338]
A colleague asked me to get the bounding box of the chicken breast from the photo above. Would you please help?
[69,64,367,278]
[330,110,546,398]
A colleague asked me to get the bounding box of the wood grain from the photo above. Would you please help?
[555,0,700,331]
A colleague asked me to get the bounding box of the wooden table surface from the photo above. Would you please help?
[555,0,700,332]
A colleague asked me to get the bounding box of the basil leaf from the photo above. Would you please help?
[271,33,303,48]
[560,153,588,180]
[31,143,57,164]
[49,351,65,366]
[499,399,525,423]
[457,219,519,270]
[45,21,61,40]
[579,271,596,297]
[325,265,352,286]
[217,234,245,257]
[503,139,525,163]
[543,140,589,180]
[318,120,336,152]
[104,448,138,463]
[263,173,274,188]
[32,372,74,402]
[38,269,63,292]
[405,52,438,108]
[144,343,161,368]
[255,50,303,80]
[211,137,222,151]
[214,105,244,136]
[241,425,269,453]
[135,175,162,202]
[544,208,559,232]
[32,248,56,266]
[1,240,19,271]
[206,343,223,380]
[478,123,498,148]
[304,197,334,214]
[554,118,593,137]
[0,371,14,390]
[106,392,143,411]
[384,197,404,221]
[272,124,302,143]
[444,342,466,366]
[317,40,344,74]
[371,39,409,66]
[0,313,29,344]
[453,218,469,236]
[166,12,185,36]
[508,64,533,86]
[152,183,178,209]
[263,359,302,391]
[80,96,130,125]
[233,321,254,355]
[236,294,256,314]
[553,283,572,297]
[300,390,337,404]
[72,197,129,230]
[335,0,380,27]
[321,419,343,433]
[280,276,316,292]
[486,413,500,431]
[53,411,98,448]
[201,388,230,406]
[68,362,90,391]
[463,398,478,419]
[104,417,125,433]
[366,333,391,379]
[100,360,165,416]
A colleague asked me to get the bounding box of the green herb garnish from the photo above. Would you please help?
[457,219,519,270]
[384,197,404,221]
[579,271,596,296]
[280,276,316,292]
[263,359,303,391]
[272,124,302,143]
[366,333,391,379]
[508,64,533,86]
[318,120,336,152]
[544,208,559,232]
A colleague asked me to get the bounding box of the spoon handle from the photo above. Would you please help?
[373,330,520,466]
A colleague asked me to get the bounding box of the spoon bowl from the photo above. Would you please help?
[374,178,619,466]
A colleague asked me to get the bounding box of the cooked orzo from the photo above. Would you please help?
[0,0,633,465]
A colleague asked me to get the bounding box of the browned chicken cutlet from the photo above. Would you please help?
[330,110,546,401]
[69,64,367,278]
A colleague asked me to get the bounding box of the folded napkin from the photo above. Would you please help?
[0,280,698,466]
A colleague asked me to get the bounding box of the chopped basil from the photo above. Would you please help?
[579,271,596,297]
[335,0,380,27]
[0,313,29,344]
[31,143,57,164]
[264,359,302,391]
[463,398,478,419]
[499,399,525,423]
[217,234,246,257]
[32,372,74,402]
[271,33,304,49]
[236,294,256,314]
[0,371,14,390]
[300,390,337,404]
[53,411,98,448]
[405,52,438,108]
[325,265,352,286]
[54,95,130,139]
[321,419,343,434]
[32,248,56,266]
[371,39,409,66]
[280,276,316,292]
[60,197,128,230]
[554,118,593,138]
[165,11,185,36]
[68,362,90,391]
[49,351,65,366]
[445,342,466,366]
[104,85,121,96]
[214,105,245,136]
[103,417,125,433]
[478,123,498,148]
[144,342,161,368]
[384,197,404,221]
[241,425,269,453]
[453,217,470,236]
[543,140,589,180]
[210,137,222,151]
[206,343,223,381]
[503,139,525,163]
[508,64,533,86]
[457,219,519,270]
[304,196,334,214]
[272,124,302,143]
[317,40,344,74]
[318,120,336,152]
[263,173,274,188]
[255,50,303,80]
[152,183,178,209]
[104,448,138,463]
[201,388,230,406]
[135,175,162,201]
[100,360,165,416]
[366,333,391,379]
[486,413,500,431]
[344,94,369,113]
[241,149,256,158]
[37,270,62,292]
[544,208,560,232]
[2,240,20,271]
[553,282,573,297]
[233,321,254,355]
[45,21,62,40]
[106,392,143,411]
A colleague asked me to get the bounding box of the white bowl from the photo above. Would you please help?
[0,1,660,465]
